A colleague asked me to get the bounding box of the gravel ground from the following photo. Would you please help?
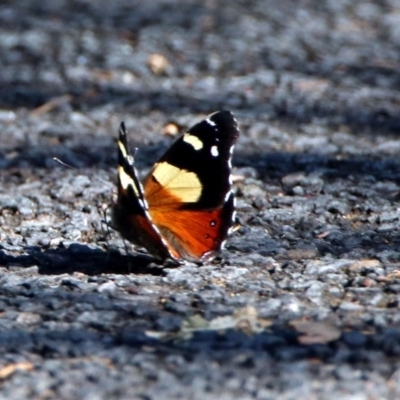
[1,1,400,399]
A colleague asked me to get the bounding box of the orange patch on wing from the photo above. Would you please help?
[143,171,230,260]
[149,207,227,261]
[132,215,181,260]
[144,175,191,207]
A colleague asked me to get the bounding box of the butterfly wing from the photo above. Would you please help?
[111,122,179,261]
[143,111,239,261]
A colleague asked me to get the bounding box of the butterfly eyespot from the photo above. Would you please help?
[204,234,210,239]
[210,220,217,227]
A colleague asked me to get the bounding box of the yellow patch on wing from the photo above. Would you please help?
[183,133,203,150]
[152,162,202,202]
[118,140,128,158]
[118,166,139,195]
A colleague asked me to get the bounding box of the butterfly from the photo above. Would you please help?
[111,111,240,263]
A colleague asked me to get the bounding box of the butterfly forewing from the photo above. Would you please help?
[143,111,239,261]
[111,122,178,262]
[144,111,239,209]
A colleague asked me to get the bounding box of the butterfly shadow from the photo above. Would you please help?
[0,244,172,276]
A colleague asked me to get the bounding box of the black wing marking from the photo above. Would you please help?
[144,111,239,210]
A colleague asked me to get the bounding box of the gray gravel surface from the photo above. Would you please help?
[1,1,400,399]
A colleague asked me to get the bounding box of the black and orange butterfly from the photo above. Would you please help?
[111,111,239,263]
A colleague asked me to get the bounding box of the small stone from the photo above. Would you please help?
[339,301,364,311]
[16,312,42,326]
[97,281,118,294]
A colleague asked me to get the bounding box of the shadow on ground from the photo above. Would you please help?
[0,244,167,276]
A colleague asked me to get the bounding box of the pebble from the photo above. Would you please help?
[16,312,42,326]
[97,281,118,294]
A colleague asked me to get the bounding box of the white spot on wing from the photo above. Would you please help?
[206,118,216,127]
[138,198,146,209]
[183,133,203,150]
[224,190,233,202]
[211,146,219,157]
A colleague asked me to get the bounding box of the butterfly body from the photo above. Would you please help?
[111,111,239,263]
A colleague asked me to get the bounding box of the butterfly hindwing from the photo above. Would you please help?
[146,191,235,261]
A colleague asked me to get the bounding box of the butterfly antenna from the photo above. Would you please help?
[53,157,114,191]
[54,157,116,258]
